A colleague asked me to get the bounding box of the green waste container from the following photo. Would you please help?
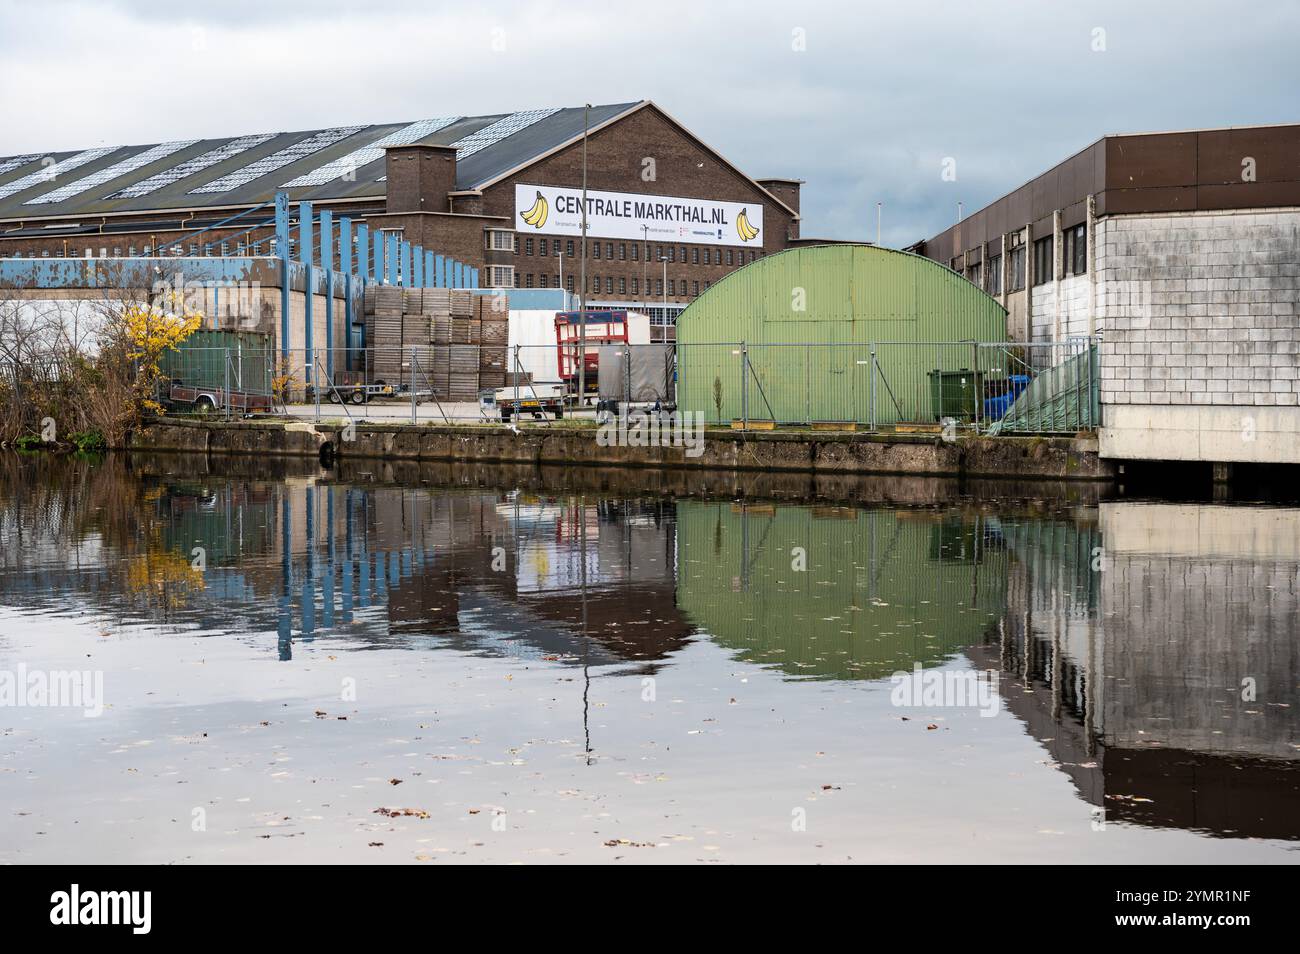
[928,369,983,421]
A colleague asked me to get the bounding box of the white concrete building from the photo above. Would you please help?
[916,123,1300,470]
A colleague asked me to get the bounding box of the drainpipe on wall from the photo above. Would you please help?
[1086,194,1097,337]
[1052,209,1063,344]
[1024,222,1033,343]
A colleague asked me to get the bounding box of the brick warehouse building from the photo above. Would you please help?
[0,101,808,329]
[913,122,1300,468]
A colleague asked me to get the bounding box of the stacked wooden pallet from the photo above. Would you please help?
[361,287,512,400]
[365,286,405,384]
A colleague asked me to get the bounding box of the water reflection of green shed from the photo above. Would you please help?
[675,501,1008,680]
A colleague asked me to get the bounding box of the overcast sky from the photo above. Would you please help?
[1,0,1296,246]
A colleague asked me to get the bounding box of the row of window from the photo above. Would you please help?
[955,224,1086,293]
[510,270,710,297]
[508,233,757,267]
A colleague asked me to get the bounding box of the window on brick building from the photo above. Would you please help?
[619,277,627,294]
[679,245,687,262]
[667,247,675,263]
[539,274,548,288]
[593,242,601,259]
[1032,236,1054,285]
[553,239,561,255]
[485,229,514,251]
[605,242,613,259]
[692,247,700,264]
[566,239,574,257]
[668,279,675,295]
[692,280,699,296]
[1063,224,1086,276]
[631,243,639,261]
[605,277,613,293]
[619,243,626,260]
[632,277,639,295]
[986,254,1002,295]
[525,273,534,287]
[566,275,574,292]
[525,237,534,255]
[727,249,734,266]
[656,278,663,296]
[539,239,547,256]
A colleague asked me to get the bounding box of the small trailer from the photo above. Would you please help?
[493,382,567,421]
[167,382,273,414]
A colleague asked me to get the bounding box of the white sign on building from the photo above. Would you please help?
[514,183,763,248]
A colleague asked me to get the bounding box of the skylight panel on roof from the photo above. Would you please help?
[0,147,118,201]
[0,155,41,177]
[105,133,275,199]
[281,117,462,188]
[24,140,197,205]
[188,127,365,194]
[451,108,561,160]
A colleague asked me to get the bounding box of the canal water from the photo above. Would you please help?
[1,453,1296,863]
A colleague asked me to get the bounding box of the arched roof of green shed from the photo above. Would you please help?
[676,243,1007,344]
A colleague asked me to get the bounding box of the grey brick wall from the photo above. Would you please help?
[1097,209,1300,407]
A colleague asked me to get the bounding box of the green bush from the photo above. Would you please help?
[14,434,45,451]
[69,430,107,454]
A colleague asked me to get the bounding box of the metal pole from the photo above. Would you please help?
[513,343,520,420]
[224,348,231,422]
[870,346,877,430]
[410,346,416,424]
[740,340,748,428]
[578,103,590,410]
[876,202,882,246]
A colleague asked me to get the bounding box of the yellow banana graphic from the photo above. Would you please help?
[736,208,759,242]
[520,190,548,229]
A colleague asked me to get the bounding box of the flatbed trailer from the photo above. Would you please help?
[167,382,273,414]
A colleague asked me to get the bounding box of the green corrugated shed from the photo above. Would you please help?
[676,245,1007,425]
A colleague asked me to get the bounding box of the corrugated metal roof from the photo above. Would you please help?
[0,102,642,222]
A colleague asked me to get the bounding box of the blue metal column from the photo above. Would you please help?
[300,201,314,386]
[372,230,383,283]
[321,208,334,379]
[413,245,424,287]
[275,192,289,359]
[400,241,412,287]
[340,216,353,365]
[435,255,446,287]
[424,251,435,287]
[355,223,368,279]
[385,232,398,285]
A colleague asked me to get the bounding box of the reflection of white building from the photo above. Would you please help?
[1097,502,1300,761]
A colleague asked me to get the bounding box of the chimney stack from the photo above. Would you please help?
[384,143,457,214]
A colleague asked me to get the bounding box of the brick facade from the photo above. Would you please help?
[0,104,799,313]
